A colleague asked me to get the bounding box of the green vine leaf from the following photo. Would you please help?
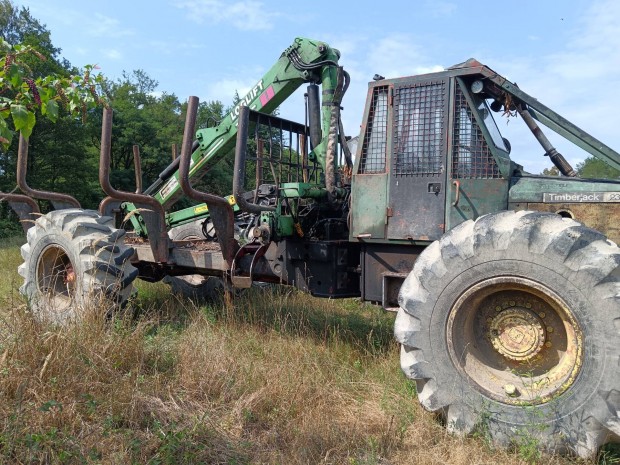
[44,99,58,122]
[11,104,36,138]
[1,40,107,148]
[7,63,22,87]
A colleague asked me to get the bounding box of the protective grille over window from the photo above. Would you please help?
[393,82,445,177]
[452,85,501,179]
[359,86,388,174]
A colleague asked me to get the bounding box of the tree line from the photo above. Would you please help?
[0,1,231,236]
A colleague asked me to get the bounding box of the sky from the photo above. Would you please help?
[13,0,620,174]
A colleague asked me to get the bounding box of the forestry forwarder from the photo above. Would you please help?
[6,37,620,457]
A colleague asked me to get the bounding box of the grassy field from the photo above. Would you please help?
[0,236,615,464]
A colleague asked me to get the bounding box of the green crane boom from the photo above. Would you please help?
[125,37,343,236]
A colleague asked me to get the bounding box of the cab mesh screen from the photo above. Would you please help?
[393,82,445,177]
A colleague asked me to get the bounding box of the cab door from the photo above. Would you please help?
[447,78,509,230]
[387,79,449,241]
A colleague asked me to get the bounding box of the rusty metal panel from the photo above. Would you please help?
[513,202,620,245]
[351,174,388,239]
[387,79,448,240]
[131,243,227,272]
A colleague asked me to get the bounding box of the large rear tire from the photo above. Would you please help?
[18,209,138,324]
[395,210,620,457]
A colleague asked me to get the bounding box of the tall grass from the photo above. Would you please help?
[0,238,606,464]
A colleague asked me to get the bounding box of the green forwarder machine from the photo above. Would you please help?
[6,37,620,456]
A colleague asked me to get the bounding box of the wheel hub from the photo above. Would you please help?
[489,307,546,361]
[36,244,78,315]
[446,276,583,405]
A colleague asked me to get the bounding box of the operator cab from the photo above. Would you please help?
[350,59,513,245]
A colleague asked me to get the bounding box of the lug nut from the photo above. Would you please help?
[504,384,520,397]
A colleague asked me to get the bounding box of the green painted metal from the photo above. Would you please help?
[454,78,511,177]
[444,78,510,230]
[154,37,340,207]
[166,195,240,229]
[280,182,328,200]
[447,179,509,229]
[509,175,620,202]
[121,202,143,232]
[277,215,295,237]
[351,58,620,247]
[350,174,388,240]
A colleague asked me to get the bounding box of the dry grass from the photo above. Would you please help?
[0,237,616,464]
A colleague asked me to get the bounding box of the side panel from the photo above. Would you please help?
[263,239,361,298]
[448,179,508,229]
[387,79,449,240]
[446,78,509,229]
[509,175,620,242]
[351,84,391,240]
[351,174,388,239]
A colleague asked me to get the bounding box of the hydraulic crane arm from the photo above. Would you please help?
[144,37,345,212]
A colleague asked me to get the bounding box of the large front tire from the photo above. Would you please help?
[395,211,620,457]
[18,209,138,324]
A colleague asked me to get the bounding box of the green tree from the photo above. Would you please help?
[93,70,184,194]
[0,1,106,211]
[192,100,230,196]
[541,166,560,176]
[0,1,56,52]
[576,157,620,180]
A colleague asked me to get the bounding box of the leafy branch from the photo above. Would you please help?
[0,38,107,148]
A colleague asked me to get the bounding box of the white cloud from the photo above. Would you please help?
[148,40,206,56]
[102,49,122,60]
[365,34,443,79]
[198,68,264,105]
[88,13,134,38]
[426,1,457,17]
[174,0,278,31]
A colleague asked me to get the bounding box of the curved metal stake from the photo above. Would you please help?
[17,133,81,209]
[178,96,239,267]
[99,108,170,263]
[0,192,40,232]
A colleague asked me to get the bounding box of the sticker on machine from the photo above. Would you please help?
[160,177,179,199]
[543,192,620,203]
